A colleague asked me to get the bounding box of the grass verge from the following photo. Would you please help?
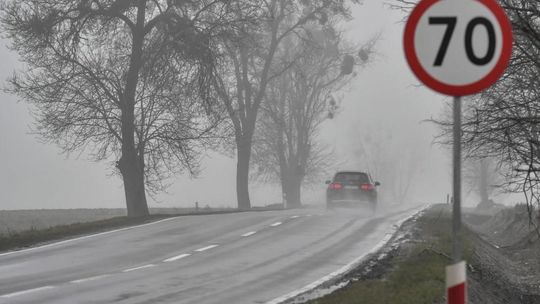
[308,205,472,304]
[0,215,173,252]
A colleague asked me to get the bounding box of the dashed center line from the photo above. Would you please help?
[0,216,301,299]
[0,286,55,298]
[0,213,326,301]
[70,275,110,284]
[122,264,156,272]
[163,253,191,263]
[195,244,219,252]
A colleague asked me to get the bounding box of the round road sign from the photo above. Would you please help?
[404,0,513,96]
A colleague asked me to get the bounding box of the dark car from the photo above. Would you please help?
[326,171,380,210]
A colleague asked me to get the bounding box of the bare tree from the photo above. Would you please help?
[213,0,359,209]
[252,25,374,208]
[427,0,540,222]
[390,0,539,221]
[460,157,505,207]
[1,0,234,217]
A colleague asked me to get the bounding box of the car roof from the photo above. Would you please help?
[335,171,369,175]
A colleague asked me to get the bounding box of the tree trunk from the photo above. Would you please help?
[283,169,303,209]
[118,79,149,218]
[284,178,302,209]
[236,136,252,210]
[118,148,148,217]
[117,0,149,218]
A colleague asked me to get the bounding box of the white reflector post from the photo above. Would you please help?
[446,261,467,304]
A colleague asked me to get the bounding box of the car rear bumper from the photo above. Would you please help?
[326,199,375,206]
[327,192,376,203]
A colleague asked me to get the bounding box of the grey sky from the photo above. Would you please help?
[0,2,456,210]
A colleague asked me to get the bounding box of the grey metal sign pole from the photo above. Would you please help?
[452,96,462,263]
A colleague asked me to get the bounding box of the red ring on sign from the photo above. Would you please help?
[404,0,513,96]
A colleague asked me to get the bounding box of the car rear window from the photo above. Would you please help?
[334,172,369,184]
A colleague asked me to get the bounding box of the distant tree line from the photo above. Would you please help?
[1,0,373,216]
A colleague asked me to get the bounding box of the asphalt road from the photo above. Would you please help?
[0,205,420,304]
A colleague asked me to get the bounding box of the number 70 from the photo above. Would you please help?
[429,17,496,67]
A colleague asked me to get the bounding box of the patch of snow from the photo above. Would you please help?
[288,281,350,304]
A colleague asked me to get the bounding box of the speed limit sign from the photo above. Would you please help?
[404,0,513,96]
[404,2,513,304]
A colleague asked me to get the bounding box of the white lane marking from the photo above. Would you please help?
[265,206,428,304]
[122,264,156,272]
[0,286,55,298]
[290,215,300,219]
[241,231,257,237]
[270,222,282,227]
[70,274,110,284]
[0,217,180,258]
[194,245,219,252]
[163,253,191,263]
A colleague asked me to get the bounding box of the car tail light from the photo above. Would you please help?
[360,183,375,191]
[329,183,343,190]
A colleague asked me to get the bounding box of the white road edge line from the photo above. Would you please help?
[0,217,180,258]
[0,286,55,298]
[194,244,219,252]
[70,274,110,284]
[265,205,429,304]
[122,264,156,272]
[241,231,257,237]
[290,215,300,219]
[163,253,191,263]
[270,222,282,227]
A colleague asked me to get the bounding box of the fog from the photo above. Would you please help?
[0,2,454,211]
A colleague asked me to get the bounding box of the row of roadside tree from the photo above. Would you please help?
[1,0,373,216]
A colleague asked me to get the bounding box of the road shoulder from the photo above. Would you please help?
[288,204,540,304]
